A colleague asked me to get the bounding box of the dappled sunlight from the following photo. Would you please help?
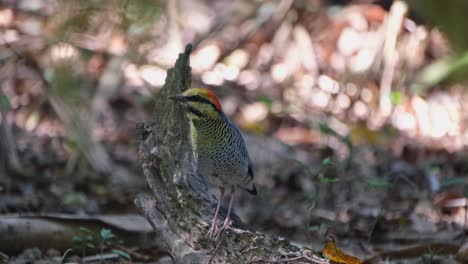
[1,0,467,262]
[139,65,167,87]
[191,44,220,72]
[0,8,13,27]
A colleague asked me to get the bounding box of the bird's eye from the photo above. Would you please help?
[192,95,203,102]
[185,95,221,112]
[186,95,207,103]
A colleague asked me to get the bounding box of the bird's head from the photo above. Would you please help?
[169,88,223,120]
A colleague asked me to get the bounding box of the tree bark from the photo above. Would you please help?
[134,44,326,264]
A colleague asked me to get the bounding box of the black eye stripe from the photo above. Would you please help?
[188,106,203,117]
[185,95,220,112]
[185,95,210,104]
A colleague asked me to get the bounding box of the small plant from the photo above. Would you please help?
[317,158,342,184]
[72,227,131,262]
[364,179,391,189]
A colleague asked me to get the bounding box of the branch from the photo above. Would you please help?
[135,44,325,263]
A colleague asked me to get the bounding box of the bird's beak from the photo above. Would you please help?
[168,95,187,103]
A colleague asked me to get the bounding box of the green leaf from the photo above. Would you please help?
[258,95,273,109]
[319,176,339,184]
[79,227,93,234]
[412,51,468,94]
[322,158,332,166]
[86,243,96,249]
[365,179,391,189]
[321,158,343,171]
[308,225,321,232]
[308,223,328,232]
[100,228,116,240]
[390,91,404,105]
[72,236,82,242]
[111,249,131,260]
[0,95,11,109]
[319,123,335,135]
[342,135,352,148]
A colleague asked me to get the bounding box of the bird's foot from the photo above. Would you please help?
[207,221,219,239]
[215,218,232,240]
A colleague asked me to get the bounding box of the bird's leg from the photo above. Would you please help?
[207,187,224,238]
[217,186,235,238]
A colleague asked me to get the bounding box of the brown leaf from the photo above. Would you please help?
[322,236,363,264]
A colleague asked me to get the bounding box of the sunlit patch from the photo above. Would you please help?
[256,43,274,67]
[353,100,368,118]
[360,88,373,103]
[139,65,166,87]
[238,70,260,90]
[330,53,346,72]
[148,44,183,67]
[392,105,416,131]
[123,64,144,87]
[225,49,249,69]
[329,117,349,136]
[271,63,289,83]
[50,42,79,63]
[347,11,368,31]
[429,103,449,138]
[0,8,14,27]
[1,29,19,44]
[336,93,350,109]
[349,49,374,73]
[17,17,41,36]
[338,28,361,56]
[296,74,316,101]
[241,102,268,123]
[412,96,431,137]
[108,34,127,55]
[185,12,211,32]
[214,63,239,81]
[318,75,339,94]
[345,83,359,98]
[191,44,220,72]
[299,74,316,88]
[274,127,318,145]
[219,96,237,116]
[25,112,40,131]
[311,89,330,109]
[201,71,224,86]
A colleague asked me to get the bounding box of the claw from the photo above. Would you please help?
[215,218,232,240]
[207,224,219,239]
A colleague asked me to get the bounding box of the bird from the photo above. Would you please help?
[169,88,256,238]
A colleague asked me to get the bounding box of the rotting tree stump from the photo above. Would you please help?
[134,44,326,264]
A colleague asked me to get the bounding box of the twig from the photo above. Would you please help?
[378,0,408,120]
[216,0,294,64]
[208,231,226,264]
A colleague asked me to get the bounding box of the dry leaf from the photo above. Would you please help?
[322,236,363,264]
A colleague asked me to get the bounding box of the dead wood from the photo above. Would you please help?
[0,214,157,255]
[134,44,324,264]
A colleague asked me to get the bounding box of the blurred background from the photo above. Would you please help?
[0,0,467,263]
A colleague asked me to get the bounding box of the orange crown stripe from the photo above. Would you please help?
[204,90,223,111]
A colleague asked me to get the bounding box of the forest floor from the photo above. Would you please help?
[0,0,467,263]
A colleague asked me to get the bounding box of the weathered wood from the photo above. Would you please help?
[135,44,325,263]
